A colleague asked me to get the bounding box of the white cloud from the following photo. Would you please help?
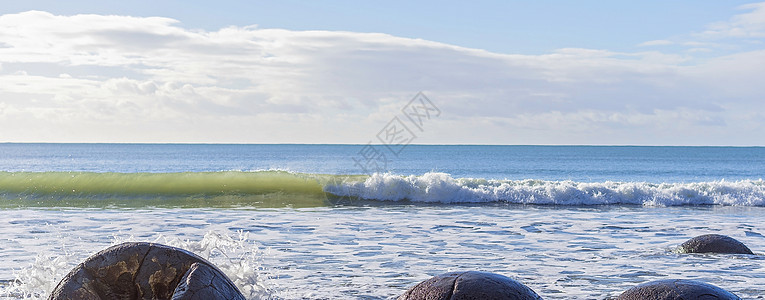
[638,40,673,47]
[0,10,763,145]
[636,2,765,53]
[702,2,765,38]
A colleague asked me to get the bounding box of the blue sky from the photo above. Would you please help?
[3,1,756,54]
[1,1,764,144]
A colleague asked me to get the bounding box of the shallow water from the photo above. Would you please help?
[2,204,763,299]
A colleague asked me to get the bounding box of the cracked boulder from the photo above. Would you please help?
[48,242,245,300]
[617,279,741,300]
[678,234,753,254]
[398,271,542,300]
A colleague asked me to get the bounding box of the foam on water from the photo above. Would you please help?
[2,206,764,299]
[1,252,77,299]
[325,172,765,206]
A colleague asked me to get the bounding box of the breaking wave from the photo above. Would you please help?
[0,171,763,207]
[325,172,765,206]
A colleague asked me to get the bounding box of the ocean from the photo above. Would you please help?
[0,143,763,299]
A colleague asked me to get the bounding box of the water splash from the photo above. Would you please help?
[1,253,79,299]
[1,231,273,300]
[129,231,274,299]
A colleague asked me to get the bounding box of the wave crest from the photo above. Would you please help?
[324,172,765,206]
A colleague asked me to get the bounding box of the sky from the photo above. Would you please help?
[1,1,764,145]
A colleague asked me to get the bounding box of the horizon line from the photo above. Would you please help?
[1,142,763,147]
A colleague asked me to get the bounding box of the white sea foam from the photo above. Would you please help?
[123,231,274,299]
[0,253,78,299]
[2,205,764,299]
[324,172,765,206]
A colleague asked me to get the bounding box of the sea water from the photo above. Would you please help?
[0,144,764,299]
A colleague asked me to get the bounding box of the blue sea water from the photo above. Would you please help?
[1,143,763,182]
[0,144,764,299]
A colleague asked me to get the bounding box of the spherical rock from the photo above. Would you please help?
[678,234,753,254]
[49,242,244,300]
[398,271,542,300]
[617,279,740,300]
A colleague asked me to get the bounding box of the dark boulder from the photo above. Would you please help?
[48,242,244,300]
[172,262,244,300]
[678,234,753,254]
[398,271,542,300]
[617,279,740,300]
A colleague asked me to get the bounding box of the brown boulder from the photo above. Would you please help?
[398,271,542,300]
[617,279,740,300]
[48,242,244,300]
[678,234,753,254]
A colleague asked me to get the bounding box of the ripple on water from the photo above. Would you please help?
[0,206,764,299]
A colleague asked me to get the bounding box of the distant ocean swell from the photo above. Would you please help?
[0,171,763,207]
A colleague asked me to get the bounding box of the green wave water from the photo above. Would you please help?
[0,171,366,208]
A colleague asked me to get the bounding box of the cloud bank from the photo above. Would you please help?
[0,8,764,144]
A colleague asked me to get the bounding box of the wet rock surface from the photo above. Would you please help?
[679,234,753,254]
[171,262,244,300]
[398,271,542,300]
[617,279,741,300]
[49,242,244,300]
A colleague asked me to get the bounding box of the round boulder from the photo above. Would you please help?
[398,271,542,300]
[48,242,244,300]
[617,279,740,300]
[678,234,753,254]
